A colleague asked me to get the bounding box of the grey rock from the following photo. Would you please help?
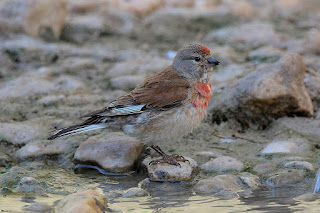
[110,75,145,91]
[26,202,53,212]
[253,162,278,175]
[248,46,284,63]
[74,133,144,173]
[122,187,149,198]
[294,192,319,202]
[284,161,314,171]
[193,175,241,196]
[206,21,279,50]
[238,172,260,189]
[261,138,311,155]
[266,170,305,187]
[16,177,45,194]
[201,156,244,172]
[142,156,197,182]
[195,150,223,165]
[144,7,237,40]
[0,74,55,99]
[274,117,320,142]
[15,139,75,159]
[209,53,314,128]
[0,122,46,145]
[305,70,320,112]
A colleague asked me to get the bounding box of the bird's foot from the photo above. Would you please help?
[149,145,189,167]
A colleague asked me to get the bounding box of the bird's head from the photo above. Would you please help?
[172,44,220,83]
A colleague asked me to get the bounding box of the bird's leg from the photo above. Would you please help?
[149,145,189,167]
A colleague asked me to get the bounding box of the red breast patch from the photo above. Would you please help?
[201,45,210,54]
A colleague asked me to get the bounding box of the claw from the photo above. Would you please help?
[148,145,188,167]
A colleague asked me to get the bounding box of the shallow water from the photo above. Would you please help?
[1,169,319,212]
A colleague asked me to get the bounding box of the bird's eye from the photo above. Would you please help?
[194,57,201,62]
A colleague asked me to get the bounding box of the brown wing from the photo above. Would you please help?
[82,66,190,117]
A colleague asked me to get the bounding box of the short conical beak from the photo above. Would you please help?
[207,57,220,66]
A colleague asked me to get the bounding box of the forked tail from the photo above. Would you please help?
[48,124,105,140]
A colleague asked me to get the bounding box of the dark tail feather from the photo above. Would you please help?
[48,123,105,140]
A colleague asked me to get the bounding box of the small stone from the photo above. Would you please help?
[253,162,278,175]
[26,202,52,212]
[248,46,284,63]
[0,74,55,99]
[294,192,319,202]
[0,122,46,145]
[56,189,107,213]
[15,139,76,159]
[200,156,244,173]
[205,21,279,49]
[238,172,260,189]
[194,150,223,165]
[305,70,320,112]
[284,161,314,171]
[193,175,241,196]
[74,134,144,173]
[266,170,305,187]
[142,156,197,182]
[16,177,45,194]
[261,138,311,155]
[110,75,145,91]
[122,187,149,198]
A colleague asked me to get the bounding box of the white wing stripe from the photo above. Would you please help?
[109,105,145,116]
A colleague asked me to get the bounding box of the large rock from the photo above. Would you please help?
[56,189,106,213]
[209,53,314,128]
[142,156,197,181]
[74,134,144,173]
[200,156,244,173]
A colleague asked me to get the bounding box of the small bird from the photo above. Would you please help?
[48,44,220,165]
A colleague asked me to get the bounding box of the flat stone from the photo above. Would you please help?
[0,122,46,145]
[266,169,305,187]
[206,21,279,49]
[56,189,107,213]
[26,202,52,212]
[261,138,311,155]
[294,192,319,202]
[193,175,241,196]
[0,74,55,99]
[16,177,45,194]
[142,156,197,182]
[74,134,144,173]
[122,187,149,198]
[284,161,314,171]
[15,139,76,159]
[201,156,244,172]
[194,150,223,165]
[110,75,145,91]
[253,162,278,175]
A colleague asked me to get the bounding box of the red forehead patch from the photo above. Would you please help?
[201,45,210,54]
